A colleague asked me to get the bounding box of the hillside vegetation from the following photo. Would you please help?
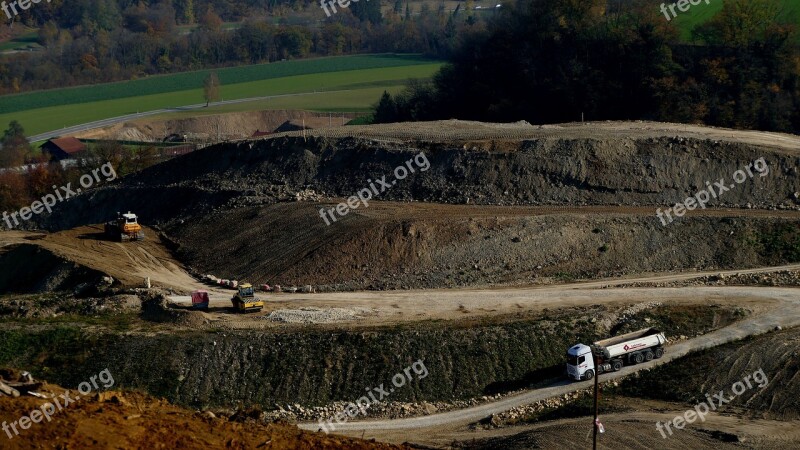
[378,0,800,134]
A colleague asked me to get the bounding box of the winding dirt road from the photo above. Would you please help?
[2,225,798,444]
[295,285,798,434]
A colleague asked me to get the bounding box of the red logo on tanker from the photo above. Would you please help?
[623,343,645,351]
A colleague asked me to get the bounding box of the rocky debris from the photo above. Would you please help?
[293,189,320,202]
[197,274,319,293]
[622,270,800,289]
[259,394,507,424]
[72,275,118,297]
[0,293,141,319]
[480,380,625,428]
[0,369,42,397]
[0,380,20,397]
[256,377,624,427]
[596,301,663,332]
[264,307,375,324]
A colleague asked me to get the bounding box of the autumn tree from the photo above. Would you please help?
[0,121,30,168]
[693,0,782,47]
[0,172,28,212]
[199,6,222,32]
[203,72,221,107]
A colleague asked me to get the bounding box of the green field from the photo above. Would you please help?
[670,0,800,43]
[0,54,438,115]
[0,57,442,136]
[0,30,40,52]
[151,85,408,120]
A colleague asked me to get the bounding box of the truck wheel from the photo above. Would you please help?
[612,360,622,371]
[645,350,654,361]
[633,352,644,364]
[655,348,664,358]
[584,370,594,381]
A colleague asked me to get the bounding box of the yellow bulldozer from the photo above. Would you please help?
[104,211,145,242]
[231,283,264,313]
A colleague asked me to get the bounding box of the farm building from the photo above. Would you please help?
[41,137,87,161]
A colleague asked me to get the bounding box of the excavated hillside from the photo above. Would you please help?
[27,120,800,289]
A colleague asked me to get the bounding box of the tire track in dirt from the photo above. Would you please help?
[0,226,205,291]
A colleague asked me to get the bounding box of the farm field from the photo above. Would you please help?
[149,86,406,121]
[0,58,442,136]
[0,54,437,114]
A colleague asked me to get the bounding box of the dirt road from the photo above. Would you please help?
[168,266,799,328]
[420,408,800,449]
[297,286,799,436]
[276,120,800,151]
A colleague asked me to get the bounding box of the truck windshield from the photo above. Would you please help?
[566,355,587,365]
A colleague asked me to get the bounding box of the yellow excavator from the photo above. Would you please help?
[231,283,264,312]
[104,212,144,242]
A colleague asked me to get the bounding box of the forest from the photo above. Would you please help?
[375,0,800,134]
[0,0,483,93]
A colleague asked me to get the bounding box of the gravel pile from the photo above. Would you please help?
[264,307,374,324]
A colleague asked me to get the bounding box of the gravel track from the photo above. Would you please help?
[298,286,800,432]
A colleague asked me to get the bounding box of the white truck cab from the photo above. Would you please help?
[566,344,594,380]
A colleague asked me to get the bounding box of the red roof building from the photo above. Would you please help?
[41,137,87,161]
[251,129,271,138]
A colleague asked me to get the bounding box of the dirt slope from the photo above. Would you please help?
[0,385,403,449]
[170,202,800,289]
[32,120,800,232]
[0,226,202,292]
[18,120,799,287]
[75,110,358,142]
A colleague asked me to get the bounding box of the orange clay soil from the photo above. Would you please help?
[0,384,406,449]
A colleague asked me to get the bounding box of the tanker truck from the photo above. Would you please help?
[566,328,667,381]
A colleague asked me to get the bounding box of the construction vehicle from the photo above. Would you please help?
[566,328,667,381]
[104,211,144,242]
[230,283,264,312]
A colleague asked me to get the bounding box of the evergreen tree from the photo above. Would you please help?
[374,91,398,123]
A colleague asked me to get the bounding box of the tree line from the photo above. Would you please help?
[375,0,800,134]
